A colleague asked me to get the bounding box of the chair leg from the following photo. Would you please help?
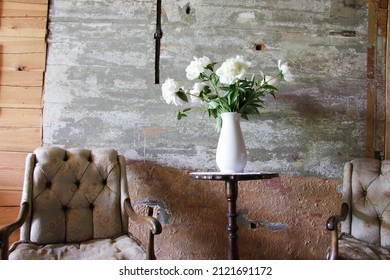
[146,206,157,260]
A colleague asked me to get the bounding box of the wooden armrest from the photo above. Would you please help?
[124,198,162,235]
[326,202,349,231]
[124,198,162,260]
[326,202,349,260]
[0,202,29,260]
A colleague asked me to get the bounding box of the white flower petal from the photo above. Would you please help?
[278,59,294,82]
[189,82,206,106]
[161,78,184,106]
[216,55,251,84]
[185,56,211,80]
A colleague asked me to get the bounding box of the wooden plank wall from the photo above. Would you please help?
[387,0,390,159]
[366,0,388,159]
[0,0,48,240]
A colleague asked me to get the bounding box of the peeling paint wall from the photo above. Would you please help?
[42,0,376,259]
[126,161,341,259]
[43,0,369,177]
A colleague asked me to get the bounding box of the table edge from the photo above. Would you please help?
[189,172,279,181]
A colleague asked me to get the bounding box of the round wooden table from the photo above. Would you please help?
[189,172,279,260]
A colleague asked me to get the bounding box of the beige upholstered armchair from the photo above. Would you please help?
[326,158,390,260]
[0,146,162,260]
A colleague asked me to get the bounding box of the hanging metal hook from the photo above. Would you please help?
[154,0,163,84]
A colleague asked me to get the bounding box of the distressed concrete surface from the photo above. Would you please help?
[42,0,372,259]
[43,0,368,178]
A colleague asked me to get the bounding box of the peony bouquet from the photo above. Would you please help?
[161,55,293,130]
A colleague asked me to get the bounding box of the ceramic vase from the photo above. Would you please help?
[216,112,247,173]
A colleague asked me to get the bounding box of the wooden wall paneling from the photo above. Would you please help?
[0,108,42,127]
[0,206,21,243]
[366,1,378,158]
[0,107,42,150]
[0,0,48,217]
[0,190,22,206]
[1,53,46,71]
[1,1,48,18]
[386,1,390,159]
[0,37,46,53]
[0,86,42,108]
[0,151,26,191]
[0,17,47,38]
[367,81,376,158]
[2,0,48,4]
[0,127,42,151]
[0,71,44,87]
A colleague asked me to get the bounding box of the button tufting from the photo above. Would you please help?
[75,180,81,187]
[46,181,52,188]
[63,153,69,161]
[102,179,107,185]
[362,190,367,196]
[90,204,94,210]
[62,205,68,211]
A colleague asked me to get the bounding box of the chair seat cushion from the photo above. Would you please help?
[338,234,390,260]
[8,234,146,260]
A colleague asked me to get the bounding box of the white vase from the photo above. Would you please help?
[216,112,247,173]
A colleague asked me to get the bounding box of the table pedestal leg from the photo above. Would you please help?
[225,180,239,260]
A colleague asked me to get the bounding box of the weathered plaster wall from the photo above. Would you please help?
[44,0,368,177]
[127,161,341,260]
[42,0,374,259]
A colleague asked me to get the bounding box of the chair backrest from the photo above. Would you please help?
[20,146,130,244]
[341,158,390,248]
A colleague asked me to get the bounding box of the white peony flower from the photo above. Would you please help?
[161,78,183,106]
[185,56,212,80]
[215,55,251,84]
[189,82,206,106]
[278,59,294,82]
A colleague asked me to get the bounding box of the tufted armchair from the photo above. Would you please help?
[326,158,390,259]
[0,146,162,260]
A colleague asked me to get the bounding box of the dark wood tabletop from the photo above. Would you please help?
[189,171,279,181]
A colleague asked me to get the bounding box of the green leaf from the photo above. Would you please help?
[177,90,189,102]
[215,116,222,132]
[241,113,249,120]
[205,62,217,71]
[262,84,278,91]
[177,111,188,120]
[208,100,219,109]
